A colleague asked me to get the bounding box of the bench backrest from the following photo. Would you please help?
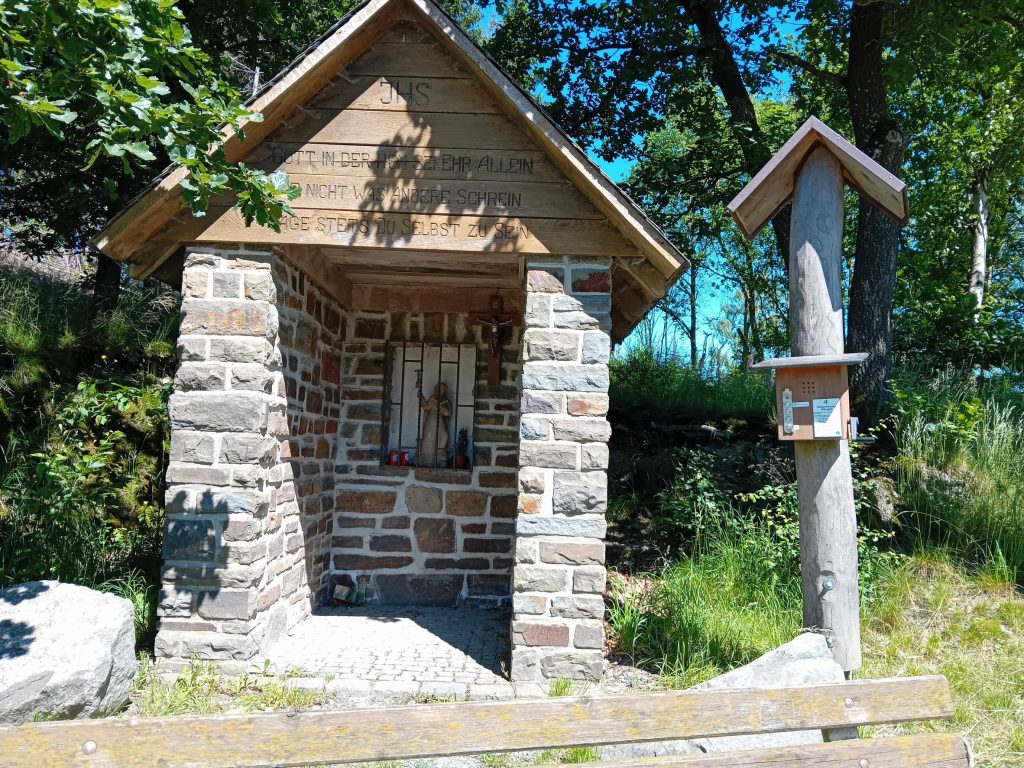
[0,676,964,768]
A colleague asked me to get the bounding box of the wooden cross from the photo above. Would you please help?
[472,295,518,387]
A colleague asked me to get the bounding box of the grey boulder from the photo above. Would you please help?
[0,580,137,724]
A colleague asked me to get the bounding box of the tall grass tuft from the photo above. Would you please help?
[893,366,1024,576]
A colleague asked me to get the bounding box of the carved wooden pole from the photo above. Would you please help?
[728,117,909,674]
[789,147,860,671]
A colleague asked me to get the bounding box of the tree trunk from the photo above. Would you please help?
[682,0,791,270]
[92,251,122,317]
[689,267,698,369]
[845,1,905,425]
[969,169,989,321]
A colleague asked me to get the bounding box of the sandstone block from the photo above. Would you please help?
[406,485,442,514]
[163,519,216,562]
[414,518,456,553]
[490,495,517,518]
[550,594,604,619]
[169,432,216,464]
[513,622,570,647]
[524,294,551,327]
[551,417,611,443]
[230,364,273,392]
[519,416,551,441]
[539,541,605,565]
[243,271,276,302]
[479,471,515,488]
[517,516,607,538]
[179,300,274,338]
[209,337,269,363]
[573,622,605,649]
[524,330,579,362]
[581,444,609,471]
[512,593,548,615]
[573,565,607,594]
[518,442,577,470]
[196,589,255,621]
[514,566,568,593]
[370,535,413,552]
[526,269,564,293]
[567,393,610,416]
[220,435,277,465]
[335,491,396,515]
[580,332,611,364]
[174,363,226,392]
[539,650,604,682]
[211,272,242,298]
[570,268,611,294]
[445,490,488,516]
[182,270,208,298]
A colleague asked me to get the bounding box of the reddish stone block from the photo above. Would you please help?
[479,472,516,488]
[332,554,413,570]
[570,269,611,293]
[445,490,488,516]
[414,518,456,553]
[489,495,517,518]
[517,623,570,646]
[540,541,605,565]
[370,535,413,552]
[461,523,486,534]
[335,491,396,515]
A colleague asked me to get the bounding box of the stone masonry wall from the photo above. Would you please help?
[156,246,346,671]
[332,312,521,606]
[511,258,612,683]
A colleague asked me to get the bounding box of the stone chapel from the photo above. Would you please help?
[93,0,687,684]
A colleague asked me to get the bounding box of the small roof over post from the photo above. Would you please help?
[90,0,688,341]
[727,116,908,239]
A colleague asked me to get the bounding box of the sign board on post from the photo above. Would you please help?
[729,117,908,673]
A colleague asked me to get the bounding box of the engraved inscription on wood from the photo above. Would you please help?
[190,20,634,256]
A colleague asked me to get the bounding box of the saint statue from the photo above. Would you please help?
[415,370,452,467]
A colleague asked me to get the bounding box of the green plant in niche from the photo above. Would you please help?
[454,427,471,469]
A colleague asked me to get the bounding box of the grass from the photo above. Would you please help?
[610,347,774,422]
[131,658,325,717]
[892,367,1024,575]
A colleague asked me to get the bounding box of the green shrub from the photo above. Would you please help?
[610,347,773,421]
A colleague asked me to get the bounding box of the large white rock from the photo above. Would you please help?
[0,581,137,724]
[691,632,845,753]
[601,633,844,760]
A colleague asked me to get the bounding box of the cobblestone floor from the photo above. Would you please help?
[265,605,516,699]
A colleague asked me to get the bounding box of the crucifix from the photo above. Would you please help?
[472,295,519,387]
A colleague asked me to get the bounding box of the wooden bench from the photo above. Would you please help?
[0,675,970,767]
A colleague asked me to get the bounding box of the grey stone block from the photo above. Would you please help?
[550,417,611,443]
[524,330,579,362]
[549,595,604,619]
[573,622,604,649]
[163,519,216,562]
[513,566,568,593]
[519,416,552,440]
[522,364,608,393]
[170,432,216,464]
[521,391,563,414]
[155,630,257,661]
[539,649,603,681]
[581,444,609,471]
[519,442,577,470]
[524,294,552,328]
[581,332,611,364]
[170,392,267,433]
[572,565,607,594]
[196,589,256,621]
[552,471,608,515]
[517,515,607,538]
[174,363,226,391]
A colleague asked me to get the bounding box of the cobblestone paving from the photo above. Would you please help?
[266,605,517,699]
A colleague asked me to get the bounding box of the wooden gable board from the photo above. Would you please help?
[91,0,687,339]
[728,116,909,239]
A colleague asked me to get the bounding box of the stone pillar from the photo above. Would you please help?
[512,258,612,684]
[156,247,286,673]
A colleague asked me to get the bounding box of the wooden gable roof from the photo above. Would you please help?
[92,0,688,339]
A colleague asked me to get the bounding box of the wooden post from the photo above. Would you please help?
[729,117,909,674]
[789,147,861,672]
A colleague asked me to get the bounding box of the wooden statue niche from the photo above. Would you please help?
[472,295,519,387]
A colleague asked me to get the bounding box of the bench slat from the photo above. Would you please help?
[0,676,953,768]
[604,733,969,767]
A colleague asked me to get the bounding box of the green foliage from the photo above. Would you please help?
[0,267,176,629]
[610,347,774,422]
[891,367,1024,576]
